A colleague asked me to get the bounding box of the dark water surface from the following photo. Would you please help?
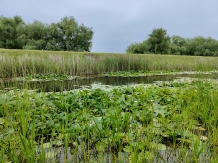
[1,73,217,92]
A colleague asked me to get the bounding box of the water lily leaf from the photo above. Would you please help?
[0,118,4,125]
[153,104,167,117]
[144,151,154,160]
[57,134,64,139]
[42,142,52,149]
[153,122,161,128]
[46,120,54,126]
[116,132,125,137]
[96,142,106,151]
[3,128,14,135]
[123,146,132,152]
[200,136,208,141]
[53,140,63,146]
[157,143,166,150]
[45,151,55,159]
[93,117,102,122]
[71,123,81,130]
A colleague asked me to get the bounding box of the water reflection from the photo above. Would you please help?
[1,73,218,92]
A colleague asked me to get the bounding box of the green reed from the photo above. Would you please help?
[0,49,218,78]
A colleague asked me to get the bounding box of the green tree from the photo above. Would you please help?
[186,37,218,56]
[17,21,48,50]
[186,37,205,56]
[126,29,218,56]
[170,35,187,55]
[0,16,93,52]
[46,16,93,51]
[146,28,170,54]
[44,23,61,51]
[126,40,148,54]
[0,15,24,49]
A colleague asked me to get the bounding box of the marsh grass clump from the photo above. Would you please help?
[0,80,218,162]
[0,49,218,78]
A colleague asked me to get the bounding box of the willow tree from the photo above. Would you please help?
[146,28,170,54]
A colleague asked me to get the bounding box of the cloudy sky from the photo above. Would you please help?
[1,0,218,53]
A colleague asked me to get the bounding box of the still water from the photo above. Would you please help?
[1,73,218,92]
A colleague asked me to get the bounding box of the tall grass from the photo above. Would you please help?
[0,49,217,78]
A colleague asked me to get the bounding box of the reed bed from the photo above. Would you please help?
[0,49,218,78]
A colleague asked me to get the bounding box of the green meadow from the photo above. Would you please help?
[0,49,218,163]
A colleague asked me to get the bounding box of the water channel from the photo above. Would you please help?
[1,73,218,92]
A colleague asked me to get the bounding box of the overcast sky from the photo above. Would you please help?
[1,0,218,53]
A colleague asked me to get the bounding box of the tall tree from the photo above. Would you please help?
[146,28,170,54]
[126,29,218,56]
[0,15,24,49]
[45,16,93,51]
[170,35,187,55]
[17,21,48,50]
[187,37,218,56]
[0,16,93,52]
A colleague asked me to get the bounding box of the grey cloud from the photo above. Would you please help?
[0,0,218,52]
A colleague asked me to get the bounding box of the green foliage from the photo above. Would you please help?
[0,15,24,49]
[126,41,149,54]
[0,81,218,162]
[186,37,218,56]
[170,35,187,55]
[1,49,218,78]
[0,16,93,52]
[126,28,218,56]
[17,20,48,50]
[126,28,171,54]
[146,28,171,54]
[45,17,93,51]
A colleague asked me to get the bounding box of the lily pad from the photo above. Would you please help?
[42,142,52,149]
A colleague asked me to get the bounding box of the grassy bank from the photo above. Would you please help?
[0,49,218,78]
[0,80,218,162]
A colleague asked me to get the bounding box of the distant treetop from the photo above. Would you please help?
[0,15,93,52]
[126,28,218,56]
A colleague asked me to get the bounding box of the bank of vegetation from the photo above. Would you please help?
[0,16,93,51]
[0,49,218,78]
[1,80,218,162]
[0,49,218,162]
[1,16,218,57]
[126,28,218,56]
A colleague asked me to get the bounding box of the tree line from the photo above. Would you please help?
[0,15,93,51]
[126,28,218,56]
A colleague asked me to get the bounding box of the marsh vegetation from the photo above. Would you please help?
[1,49,218,78]
[0,49,218,163]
